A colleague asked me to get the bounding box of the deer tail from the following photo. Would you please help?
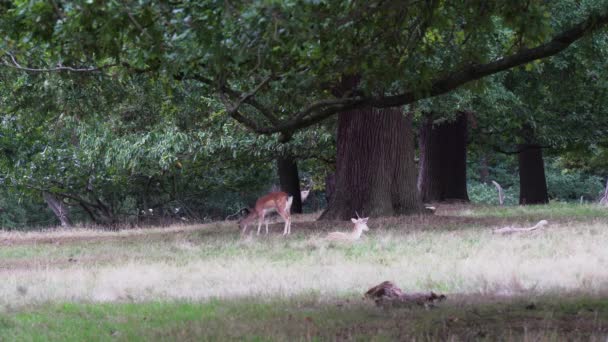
[286,196,293,212]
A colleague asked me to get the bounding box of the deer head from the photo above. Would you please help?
[351,216,369,231]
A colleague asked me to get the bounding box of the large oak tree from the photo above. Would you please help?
[2,0,608,218]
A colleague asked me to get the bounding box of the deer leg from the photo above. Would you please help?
[277,209,289,236]
[265,220,269,235]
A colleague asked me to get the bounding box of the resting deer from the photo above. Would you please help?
[239,191,293,235]
[326,216,369,242]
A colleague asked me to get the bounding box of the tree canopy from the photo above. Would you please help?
[3,1,608,134]
[2,1,608,225]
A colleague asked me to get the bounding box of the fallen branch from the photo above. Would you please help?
[493,220,548,234]
[225,207,249,221]
[365,281,446,308]
[491,180,504,206]
[599,178,608,206]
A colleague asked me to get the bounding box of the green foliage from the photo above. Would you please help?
[545,161,605,201]
[467,155,604,205]
[0,66,334,228]
[463,202,608,219]
[468,181,519,206]
[1,1,608,226]
[0,187,55,229]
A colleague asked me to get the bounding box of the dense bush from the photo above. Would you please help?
[467,181,519,205]
[0,186,56,229]
[467,158,605,205]
[545,162,605,201]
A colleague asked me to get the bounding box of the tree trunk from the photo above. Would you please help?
[479,154,490,184]
[518,144,549,205]
[325,172,336,204]
[319,107,423,220]
[417,113,469,203]
[277,155,303,213]
[43,192,72,227]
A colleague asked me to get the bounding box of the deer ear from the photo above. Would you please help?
[351,218,357,223]
[362,218,369,223]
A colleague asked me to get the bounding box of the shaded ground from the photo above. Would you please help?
[1,203,607,273]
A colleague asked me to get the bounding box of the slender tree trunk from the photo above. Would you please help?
[43,192,72,227]
[417,113,469,203]
[319,107,423,220]
[325,172,336,204]
[277,155,303,213]
[479,154,490,184]
[518,144,549,205]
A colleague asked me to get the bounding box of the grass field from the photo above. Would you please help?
[1,203,608,340]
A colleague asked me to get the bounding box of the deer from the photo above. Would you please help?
[326,215,369,242]
[300,189,310,203]
[257,187,309,224]
[239,191,293,236]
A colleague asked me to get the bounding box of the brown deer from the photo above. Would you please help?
[239,191,293,235]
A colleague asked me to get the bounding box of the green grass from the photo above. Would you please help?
[460,202,608,219]
[2,296,608,341]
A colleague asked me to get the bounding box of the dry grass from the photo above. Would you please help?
[1,204,608,310]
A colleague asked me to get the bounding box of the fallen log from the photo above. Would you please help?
[365,281,446,308]
[491,180,505,206]
[493,219,548,234]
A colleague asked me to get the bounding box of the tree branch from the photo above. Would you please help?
[4,7,608,136]
[227,75,280,127]
[373,9,608,108]
[1,52,112,73]
[255,8,608,134]
[1,53,152,73]
[179,73,281,128]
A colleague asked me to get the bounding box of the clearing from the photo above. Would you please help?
[1,203,608,340]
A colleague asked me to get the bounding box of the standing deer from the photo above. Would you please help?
[239,191,293,235]
[326,215,370,242]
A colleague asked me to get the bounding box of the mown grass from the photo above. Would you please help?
[458,202,608,220]
[2,295,608,341]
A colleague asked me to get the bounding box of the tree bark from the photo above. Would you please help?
[325,172,336,204]
[319,107,423,220]
[43,192,72,227]
[518,144,549,205]
[417,113,469,203]
[479,154,490,184]
[277,155,303,213]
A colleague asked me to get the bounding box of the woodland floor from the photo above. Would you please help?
[1,203,608,341]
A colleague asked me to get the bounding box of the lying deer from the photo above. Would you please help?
[239,191,293,235]
[326,216,369,242]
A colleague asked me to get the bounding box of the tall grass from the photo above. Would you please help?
[1,211,607,307]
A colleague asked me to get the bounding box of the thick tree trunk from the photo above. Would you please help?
[518,144,549,205]
[277,155,303,213]
[319,107,423,220]
[43,192,72,227]
[417,113,469,203]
